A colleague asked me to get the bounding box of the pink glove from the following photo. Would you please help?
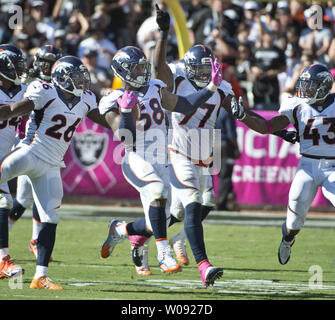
[210,58,223,87]
[17,119,28,139]
[117,91,139,112]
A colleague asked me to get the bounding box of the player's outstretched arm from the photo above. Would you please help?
[0,98,34,120]
[153,3,174,92]
[231,96,290,134]
[161,58,222,113]
[87,108,111,129]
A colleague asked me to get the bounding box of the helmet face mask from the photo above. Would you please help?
[51,56,90,96]
[111,46,151,88]
[34,45,62,81]
[295,64,333,105]
[184,45,214,88]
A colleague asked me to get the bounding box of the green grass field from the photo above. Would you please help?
[1,216,335,301]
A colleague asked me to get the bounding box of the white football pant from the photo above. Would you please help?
[122,151,171,231]
[0,145,63,224]
[287,156,335,230]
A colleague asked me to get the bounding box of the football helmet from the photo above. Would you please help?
[32,45,62,81]
[51,56,90,96]
[295,64,334,104]
[183,45,214,88]
[111,46,151,88]
[0,44,26,85]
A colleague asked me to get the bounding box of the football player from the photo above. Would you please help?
[151,5,233,286]
[0,55,111,289]
[98,45,223,275]
[0,44,27,280]
[8,45,62,262]
[230,63,334,265]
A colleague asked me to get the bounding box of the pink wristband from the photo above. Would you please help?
[267,120,274,134]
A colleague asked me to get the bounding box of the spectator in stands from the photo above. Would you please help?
[65,11,90,50]
[275,1,303,35]
[236,22,251,44]
[243,1,264,45]
[250,29,286,110]
[14,33,34,68]
[181,0,209,21]
[299,7,333,67]
[186,0,231,46]
[95,0,138,48]
[283,51,316,95]
[12,15,46,50]
[53,29,76,56]
[77,19,117,71]
[81,47,112,101]
[30,0,60,41]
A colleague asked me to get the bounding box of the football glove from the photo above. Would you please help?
[273,130,299,144]
[155,4,170,31]
[231,96,246,121]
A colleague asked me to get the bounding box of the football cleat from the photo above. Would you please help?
[30,276,63,290]
[198,260,223,287]
[158,246,182,274]
[278,238,295,265]
[29,240,53,262]
[135,266,152,276]
[129,235,149,267]
[134,237,152,275]
[169,233,189,266]
[101,219,125,258]
[0,254,24,279]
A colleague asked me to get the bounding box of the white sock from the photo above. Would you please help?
[34,265,48,279]
[0,248,9,260]
[32,219,41,240]
[156,239,169,250]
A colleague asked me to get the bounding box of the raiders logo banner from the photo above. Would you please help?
[61,118,139,198]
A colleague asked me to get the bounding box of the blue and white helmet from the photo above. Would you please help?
[0,44,26,85]
[51,56,90,96]
[183,44,214,88]
[111,46,151,88]
[295,64,334,104]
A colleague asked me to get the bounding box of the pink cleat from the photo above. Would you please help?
[198,260,223,287]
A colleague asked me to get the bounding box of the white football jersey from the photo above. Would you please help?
[22,80,97,167]
[168,63,234,161]
[279,94,335,157]
[99,79,168,161]
[0,84,27,156]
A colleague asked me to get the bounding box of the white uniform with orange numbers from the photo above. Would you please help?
[0,84,26,209]
[168,63,233,208]
[279,94,335,229]
[0,80,97,222]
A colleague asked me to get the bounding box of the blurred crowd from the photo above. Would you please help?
[0,0,335,109]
